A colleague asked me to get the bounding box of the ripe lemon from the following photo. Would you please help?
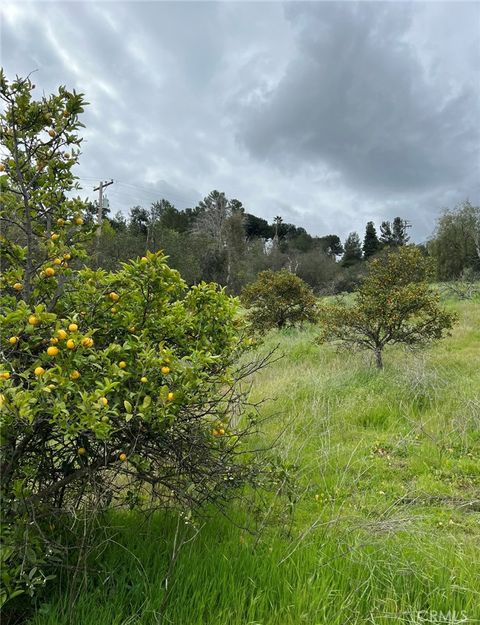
[63,253,71,260]
[44,267,55,277]
[81,337,94,348]
[57,218,65,226]
[74,216,84,226]
[109,292,119,302]
[0,372,11,380]
[57,329,68,340]
[99,396,108,406]
[50,233,59,241]
[119,453,127,462]
[9,336,19,345]
[218,428,225,436]
[34,367,45,376]
[167,392,174,402]
[47,346,59,357]
[66,339,75,349]
[68,323,78,332]
[13,282,23,291]
[140,256,148,263]
[28,315,40,326]
[161,366,170,375]
[50,337,59,345]
[118,361,127,369]
[78,447,86,455]
[69,370,81,380]
[140,376,148,383]
[53,258,62,265]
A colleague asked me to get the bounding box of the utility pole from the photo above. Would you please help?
[93,180,113,264]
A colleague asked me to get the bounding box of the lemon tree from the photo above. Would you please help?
[242,269,318,333]
[317,246,457,368]
[0,73,263,608]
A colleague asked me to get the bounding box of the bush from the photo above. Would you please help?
[317,246,457,368]
[241,269,318,333]
[0,73,265,609]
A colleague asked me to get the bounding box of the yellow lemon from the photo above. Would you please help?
[81,337,94,348]
[167,392,174,402]
[9,336,19,345]
[50,233,59,241]
[119,453,127,462]
[57,329,68,340]
[161,366,170,375]
[44,267,55,277]
[99,396,108,406]
[140,376,148,383]
[68,323,78,332]
[13,282,23,291]
[108,292,119,302]
[28,315,40,326]
[118,361,127,369]
[34,367,45,376]
[47,346,59,357]
[66,339,75,349]
[69,370,81,380]
[78,447,86,455]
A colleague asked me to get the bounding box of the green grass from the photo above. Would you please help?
[29,297,480,625]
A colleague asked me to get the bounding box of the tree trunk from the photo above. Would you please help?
[374,348,383,369]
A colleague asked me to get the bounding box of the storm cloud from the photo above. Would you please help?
[1,1,479,241]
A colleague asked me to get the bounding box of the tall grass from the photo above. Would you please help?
[30,297,480,625]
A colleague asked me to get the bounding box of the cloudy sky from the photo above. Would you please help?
[1,1,479,241]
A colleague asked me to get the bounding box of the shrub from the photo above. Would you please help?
[317,246,457,368]
[0,73,265,609]
[241,269,318,333]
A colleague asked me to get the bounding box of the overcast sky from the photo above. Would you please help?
[1,1,479,241]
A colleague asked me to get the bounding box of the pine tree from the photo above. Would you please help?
[380,220,394,246]
[362,221,380,259]
[342,232,362,267]
[392,217,410,246]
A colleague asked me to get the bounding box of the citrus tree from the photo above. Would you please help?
[317,246,457,368]
[241,269,318,333]
[0,73,266,608]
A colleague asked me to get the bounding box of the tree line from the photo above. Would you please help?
[88,191,479,294]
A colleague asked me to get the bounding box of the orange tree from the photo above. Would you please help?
[317,246,456,368]
[241,269,318,333]
[0,73,270,608]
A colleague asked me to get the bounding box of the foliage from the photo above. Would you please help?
[362,221,380,259]
[318,246,457,368]
[0,73,266,610]
[380,217,410,247]
[241,270,318,333]
[429,200,480,279]
[342,232,362,267]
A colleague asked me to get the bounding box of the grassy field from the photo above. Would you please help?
[30,296,480,625]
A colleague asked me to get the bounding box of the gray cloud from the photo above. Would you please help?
[1,1,479,242]
[238,3,480,194]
